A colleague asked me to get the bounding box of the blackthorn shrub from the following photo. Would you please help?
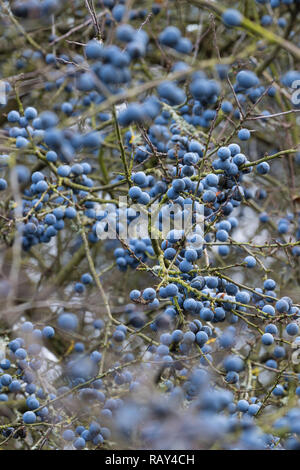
[0,0,299,451]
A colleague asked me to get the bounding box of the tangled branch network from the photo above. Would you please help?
[0,0,300,451]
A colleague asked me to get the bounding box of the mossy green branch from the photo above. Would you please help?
[190,0,300,60]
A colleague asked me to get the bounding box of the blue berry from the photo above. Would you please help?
[262,333,274,346]
[42,326,55,338]
[222,9,242,27]
[23,411,37,424]
[238,129,251,141]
